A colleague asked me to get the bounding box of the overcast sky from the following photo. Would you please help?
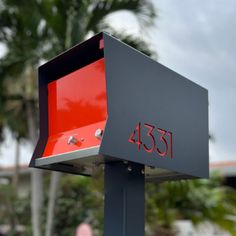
[108,0,236,163]
[151,0,236,163]
[0,0,235,166]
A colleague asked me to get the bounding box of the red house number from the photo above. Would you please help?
[128,122,173,158]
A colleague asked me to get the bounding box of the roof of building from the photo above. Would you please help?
[210,161,236,177]
[0,165,31,177]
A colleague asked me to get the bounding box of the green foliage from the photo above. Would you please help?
[14,196,32,235]
[0,0,156,235]
[146,175,236,235]
[0,183,31,236]
[43,173,104,236]
[1,1,235,236]
[3,174,235,236]
[42,174,236,235]
[0,0,156,141]
[0,183,17,226]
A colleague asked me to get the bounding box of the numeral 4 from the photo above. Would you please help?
[128,122,142,150]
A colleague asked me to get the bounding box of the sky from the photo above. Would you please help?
[150,0,236,163]
[0,0,235,166]
[106,0,236,163]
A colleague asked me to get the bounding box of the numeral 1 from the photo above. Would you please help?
[168,131,173,158]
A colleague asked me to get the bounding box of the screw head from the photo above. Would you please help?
[127,166,132,172]
[95,129,103,139]
[67,136,77,145]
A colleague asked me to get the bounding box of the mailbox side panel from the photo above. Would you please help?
[101,34,209,178]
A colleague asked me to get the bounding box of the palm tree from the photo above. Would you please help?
[0,1,157,235]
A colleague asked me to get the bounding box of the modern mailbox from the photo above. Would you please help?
[30,32,209,181]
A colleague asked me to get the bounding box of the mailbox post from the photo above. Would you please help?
[104,162,145,236]
[30,32,209,235]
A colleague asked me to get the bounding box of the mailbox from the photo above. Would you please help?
[30,32,209,181]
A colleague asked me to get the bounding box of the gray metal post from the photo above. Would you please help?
[104,161,145,236]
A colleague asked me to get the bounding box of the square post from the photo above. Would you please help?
[104,161,145,236]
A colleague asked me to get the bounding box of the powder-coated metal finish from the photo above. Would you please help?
[104,162,144,236]
[100,33,209,178]
[30,32,209,180]
[30,32,209,236]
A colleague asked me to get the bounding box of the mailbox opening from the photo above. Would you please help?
[43,57,107,158]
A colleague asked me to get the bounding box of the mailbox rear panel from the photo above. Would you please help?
[43,58,107,158]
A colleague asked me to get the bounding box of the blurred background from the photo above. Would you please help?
[0,0,235,235]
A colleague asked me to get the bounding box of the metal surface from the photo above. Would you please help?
[43,57,107,157]
[67,136,78,145]
[29,31,209,236]
[104,162,144,236]
[100,33,209,178]
[35,146,100,166]
[35,148,190,181]
[47,58,107,136]
[30,32,208,180]
[95,129,103,139]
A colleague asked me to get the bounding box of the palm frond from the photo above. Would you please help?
[86,0,156,32]
[110,30,157,58]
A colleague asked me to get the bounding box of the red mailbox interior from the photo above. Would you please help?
[42,58,107,158]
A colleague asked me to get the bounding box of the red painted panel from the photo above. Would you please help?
[43,121,106,157]
[43,58,107,157]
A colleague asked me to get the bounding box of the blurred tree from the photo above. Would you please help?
[0,1,156,236]
[0,1,45,235]
[46,174,104,236]
[146,175,236,236]
[0,184,18,235]
[37,174,236,236]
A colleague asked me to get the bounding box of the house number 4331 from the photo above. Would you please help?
[128,122,173,158]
